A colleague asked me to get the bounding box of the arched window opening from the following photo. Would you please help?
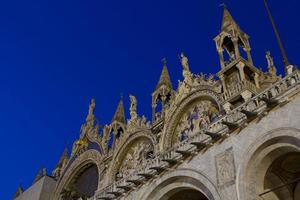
[155,98,163,121]
[61,164,99,200]
[259,152,300,200]
[164,188,208,200]
[116,127,124,139]
[238,37,248,60]
[222,36,235,63]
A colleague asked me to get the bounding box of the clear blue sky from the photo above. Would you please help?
[1,0,299,199]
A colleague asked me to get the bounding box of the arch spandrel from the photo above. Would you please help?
[161,89,222,150]
[107,130,156,184]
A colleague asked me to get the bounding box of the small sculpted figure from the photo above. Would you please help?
[129,95,137,120]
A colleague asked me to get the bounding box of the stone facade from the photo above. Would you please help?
[14,8,300,200]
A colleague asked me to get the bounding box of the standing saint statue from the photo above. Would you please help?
[266,51,277,77]
[266,51,274,67]
[129,95,137,120]
[180,53,193,84]
[180,52,190,72]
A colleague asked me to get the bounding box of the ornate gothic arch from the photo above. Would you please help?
[237,128,300,200]
[107,129,157,184]
[53,150,104,200]
[161,89,222,150]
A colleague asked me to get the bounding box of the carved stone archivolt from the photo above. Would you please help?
[161,89,222,150]
[117,140,153,178]
[53,150,103,200]
[172,100,219,145]
[107,130,156,184]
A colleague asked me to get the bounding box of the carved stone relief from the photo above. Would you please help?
[172,100,220,145]
[215,147,236,187]
[115,139,153,180]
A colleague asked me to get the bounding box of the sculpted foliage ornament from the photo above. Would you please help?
[174,53,219,105]
[127,115,151,134]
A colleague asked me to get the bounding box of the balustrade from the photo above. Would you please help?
[95,70,300,200]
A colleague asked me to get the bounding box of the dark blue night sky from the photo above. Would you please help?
[1,0,299,199]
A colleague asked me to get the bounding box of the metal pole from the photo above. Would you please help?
[259,177,300,197]
[263,0,290,67]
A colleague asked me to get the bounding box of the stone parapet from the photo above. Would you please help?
[91,70,300,200]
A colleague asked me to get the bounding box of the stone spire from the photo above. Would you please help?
[13,184,23,199]
[152,59,174,123]
[221,7,240,31]
[112,96,126,124]
[156,59,172,90]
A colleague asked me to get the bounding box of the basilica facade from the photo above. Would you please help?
[14,8,300,200]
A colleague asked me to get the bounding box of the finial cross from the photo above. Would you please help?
[219,2,227,8]
[161,57,167,65]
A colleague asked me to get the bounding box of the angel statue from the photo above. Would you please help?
[129,95,137,120]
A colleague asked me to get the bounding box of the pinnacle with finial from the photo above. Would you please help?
[112,96,126,124]
[156,59,173,90]
[221,6,240,31]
